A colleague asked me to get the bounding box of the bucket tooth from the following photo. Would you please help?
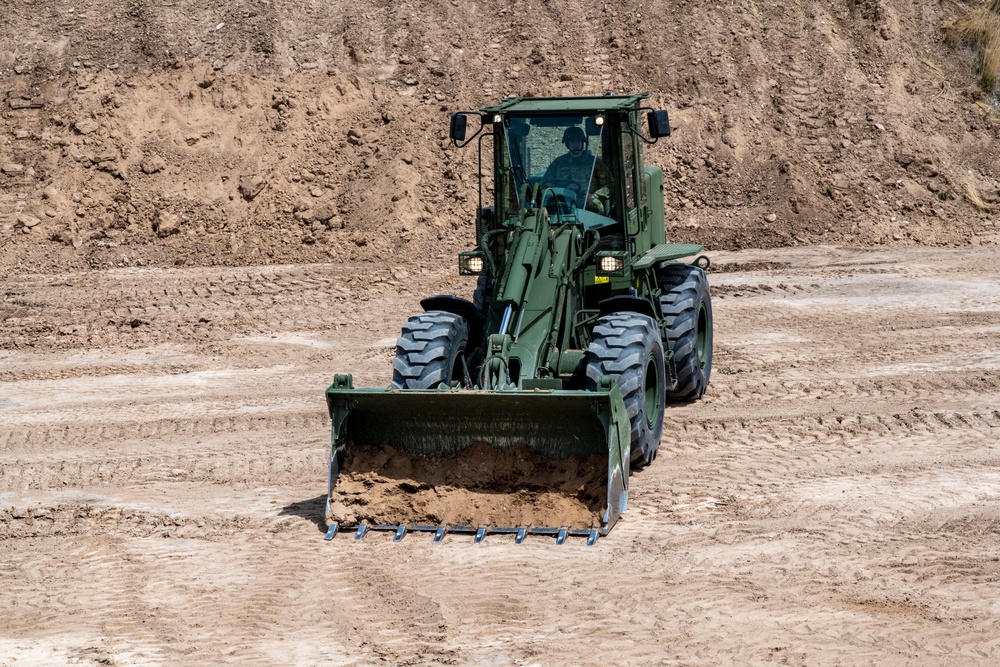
[324,522,598,544]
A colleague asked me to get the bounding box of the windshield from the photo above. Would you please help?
[503,114,614,227]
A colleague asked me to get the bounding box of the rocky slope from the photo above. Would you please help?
[1,0,998,274]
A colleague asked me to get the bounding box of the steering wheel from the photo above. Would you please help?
[544,178,583,193]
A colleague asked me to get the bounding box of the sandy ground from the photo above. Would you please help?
[2,243,999,665]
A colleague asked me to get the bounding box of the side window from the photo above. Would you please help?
[621,129,636,212]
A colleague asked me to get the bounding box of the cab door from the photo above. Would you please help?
[621,122,641,256]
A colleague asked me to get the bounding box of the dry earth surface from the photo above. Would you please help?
[3,0,1000,665]
[3,244,1000,665]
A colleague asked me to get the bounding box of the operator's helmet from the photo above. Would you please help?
[562,125,587,147]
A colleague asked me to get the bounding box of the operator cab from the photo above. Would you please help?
[503,114,619,237]
[449,94,672,259]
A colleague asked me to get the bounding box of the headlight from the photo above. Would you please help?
[599,255,622,273]
[459,251,487,275]
[596,252,626,276]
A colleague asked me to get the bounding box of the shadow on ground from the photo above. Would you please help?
[280,495,327,533]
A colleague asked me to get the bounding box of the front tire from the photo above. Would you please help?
[391,311,469,389]
[586,313,666,467]
[658,264,713,401]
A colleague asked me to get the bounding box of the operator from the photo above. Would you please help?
[543,126,613,215]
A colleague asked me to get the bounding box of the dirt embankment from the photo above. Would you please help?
[2,0,999,277]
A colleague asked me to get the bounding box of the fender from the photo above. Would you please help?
[597,295,657,320]
[420,295,484,347]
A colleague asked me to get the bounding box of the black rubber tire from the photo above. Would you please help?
[472,274,491,315]
[391,311,469,389]
[586,312,666,467]
[658,264,713,402]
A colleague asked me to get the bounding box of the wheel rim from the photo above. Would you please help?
[696,301,708,367]
[643,352,660,429]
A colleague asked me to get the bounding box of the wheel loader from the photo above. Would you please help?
[324,94,713,544]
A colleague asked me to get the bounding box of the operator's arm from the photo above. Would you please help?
[588,159,613,212]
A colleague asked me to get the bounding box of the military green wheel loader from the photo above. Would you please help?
[324,94,713,545]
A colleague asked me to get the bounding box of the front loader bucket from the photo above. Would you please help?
[323,375,631,544]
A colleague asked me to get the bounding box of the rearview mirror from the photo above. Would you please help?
[449,113,468,142]
[647,110,671,138]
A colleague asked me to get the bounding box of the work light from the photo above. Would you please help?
[459,251,487,275]
[596,252,626,276]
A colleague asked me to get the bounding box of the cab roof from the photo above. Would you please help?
[480,94,650,115]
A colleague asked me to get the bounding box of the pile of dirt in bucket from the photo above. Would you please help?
[326,442,608,529]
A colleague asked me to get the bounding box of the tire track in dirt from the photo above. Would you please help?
[0,538,182,661]
[0,360,204,383]
[603,518,1000,663]
[0,534,311,664]
[0,446,326,491]
[651,418,999,511]
[1,410,327,452]
[273,543,460,666]
[4,364,330,417]
[661,408,1000,454]
[0,503,263,540]
[704,372,1000,406]
[1,263,455,350]
[183,544,340,666]
[612,282,1000,666]
[398,545,552,658]
[312,542,611,664]
[630,336,1000,617]
[4,246,1000,664]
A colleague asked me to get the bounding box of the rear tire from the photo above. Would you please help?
[391,311,469,389]
[658,264,713,401]
[586,313,666,467]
